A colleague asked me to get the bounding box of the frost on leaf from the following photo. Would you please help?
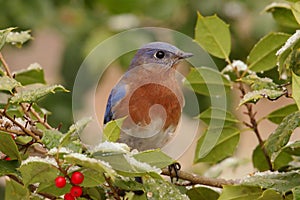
[6,30,32,48]
[89,141,130,154]
[239,89,286,106]
[276,30,300,57]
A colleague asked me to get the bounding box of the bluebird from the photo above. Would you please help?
[104,42,193,151]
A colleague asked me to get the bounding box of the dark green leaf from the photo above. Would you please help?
[282,141,300,156]
[252,144,270,172]
[218,185,263,200]
[19,160,59,186]
[194,127,240,163]
[264,3,299,28]
[265,111,300,154]
[292,72,300,109]
[114,177,144,191]
[195,13,231,60]
[0,76,21,93]
[247,32,290,72]
[79,168,106,187]
[0,131,21,160]
[0,160,19,176]
[9,84,69,104]
[187,187,219,200]
[242,171,300,193]
[14,63,46,85]
[267,104,298,124]
[102,117,125,142]
[197,107,239,126]
[5,178,29,200]
[37,182,71,197]
[184,67,231,96]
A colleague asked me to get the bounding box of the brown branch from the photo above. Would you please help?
[0,52,13,77]
[103,173,122,200]
[161,168,237,188]
[235,70,273,171]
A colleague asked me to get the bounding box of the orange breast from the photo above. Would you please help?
[128,83,182,130]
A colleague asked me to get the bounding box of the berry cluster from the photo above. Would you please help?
[55,171,84,200]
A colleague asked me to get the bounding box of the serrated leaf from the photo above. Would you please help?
[194,127,240,163]
[14,63,46,85]
[9,84,69,104]
[0,160,19,176]
[239,74,282,91]
[186,186,219,200]
[5,178,29,200]
[247,32,291,72]
[0,131,21,161]
[292,72,300,109]
[184,67,231,96]
[218,185,263,200]
[195,13,231,59]
[264,3,299,28]
[242,171,300,193]
[0,27,15,50]
[267,104,298,124]
[102,117,125,142]
[6,30,32,48]
[0,76,21,93]
[19,160,59,186]
[197,107,239,126]
[133,149,175,169]
[265,111,300,154]
[239,89,286,106]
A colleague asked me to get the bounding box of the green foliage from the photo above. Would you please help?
[2,0,300,198]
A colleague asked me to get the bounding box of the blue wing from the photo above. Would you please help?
[103,83,126,124]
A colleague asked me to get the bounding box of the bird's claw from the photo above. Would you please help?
[168,162,181,183]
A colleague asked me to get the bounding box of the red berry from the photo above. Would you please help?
[5,157,11,161]
[55,176,66,188]
[64,193,75,200]
[71,171,84,185]
[70,185,83,197]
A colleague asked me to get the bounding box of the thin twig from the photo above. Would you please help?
[161,168,237,188]
[0,52,12,77]
[103,173,122,200]
[235,69,273,171]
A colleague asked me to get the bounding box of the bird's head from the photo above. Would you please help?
[129,42,193,69]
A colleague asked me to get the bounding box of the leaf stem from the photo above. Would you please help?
[0,52,13,77]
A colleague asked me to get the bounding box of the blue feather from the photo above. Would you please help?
[103,83,126,124]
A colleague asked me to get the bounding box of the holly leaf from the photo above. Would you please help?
[9,84,69,104]
[102,117,125,142]
[0,131,21,161]
[5,30,32,48]
[0,27,15,50]
[184,67,231,96]
[264,3,299,28]
[267,104,298,124]
[197,107,239,127]
[292,72,300,110]
[14,63,46,85]
[194,127,240,163]
[0,76,21,93]
[195,12,231,60]
[5,178,29,200]
[242,171,300,194]
[187,187,220,200]
[265,111,300,155]
[218,185,263,200]
[247,32,290,72]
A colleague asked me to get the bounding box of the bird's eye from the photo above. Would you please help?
[154,51,165,59]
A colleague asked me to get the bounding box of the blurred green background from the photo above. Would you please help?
[0,0,282,198]
[0,0,277,131]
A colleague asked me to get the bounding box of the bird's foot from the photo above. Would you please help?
[168,162,181,183]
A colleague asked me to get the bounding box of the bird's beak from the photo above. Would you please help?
[179,52,193,59]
